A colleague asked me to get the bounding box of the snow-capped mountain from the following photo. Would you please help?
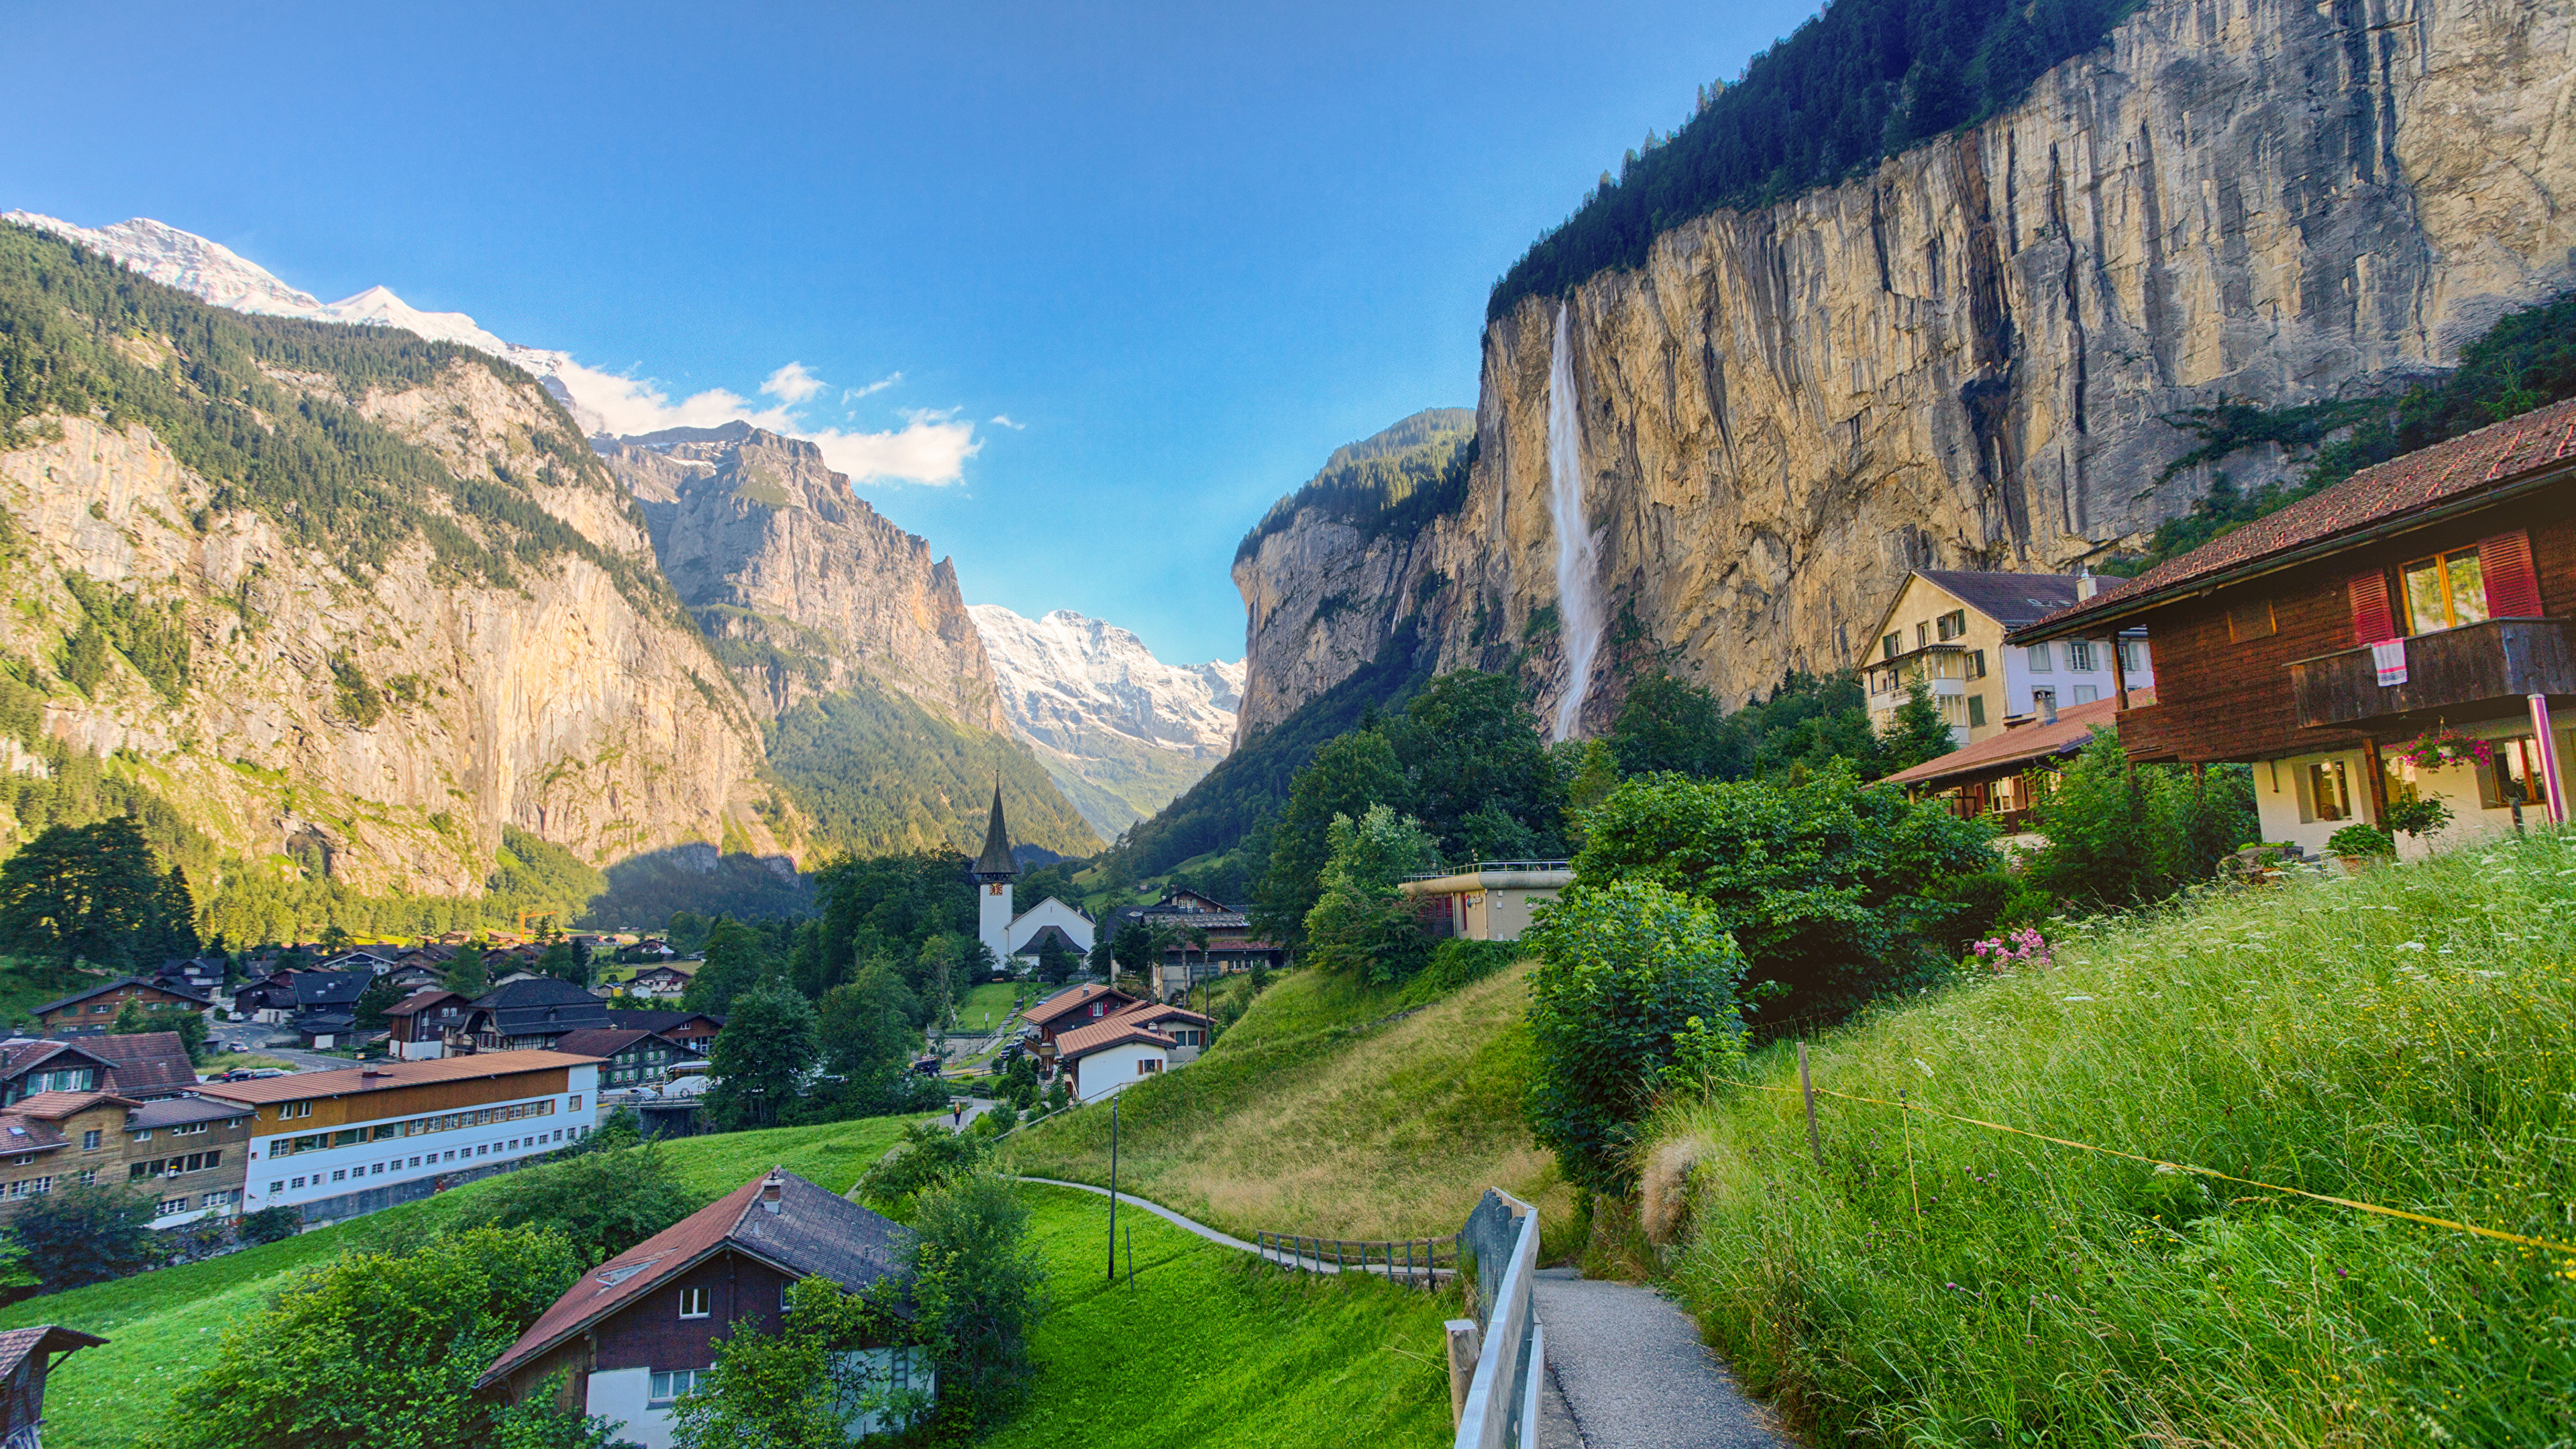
[2,211,582,415]
[970,606,1243,838]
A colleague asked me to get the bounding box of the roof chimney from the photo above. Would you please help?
[2076,566,2098,601]
[2041,694,2059,725]
[760,1171,784,1213]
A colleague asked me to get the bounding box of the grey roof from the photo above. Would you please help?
[31,975,211,1016]
[127,1095,254,1128]
[604,1009,723,1033]
[470,976,610,1038]
[971,784,1017,878]
[1914,572,2088,628]
[292,971,373,1009]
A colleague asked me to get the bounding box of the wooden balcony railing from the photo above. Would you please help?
[2289,619,2576,729]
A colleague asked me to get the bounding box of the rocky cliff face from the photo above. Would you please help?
[1238,0,2576,731]
[0,366,783,897]
[970,604,1242,836]
[598,423,1006,731]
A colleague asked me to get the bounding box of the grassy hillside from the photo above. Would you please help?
[765,683,1103,859]
[1644,831,2576,1446]
[1006,963,1570,1244]
[991,1184,1459,1449]
[5,1118,929,1449]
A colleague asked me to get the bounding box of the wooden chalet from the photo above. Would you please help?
[1882,690,2152,832]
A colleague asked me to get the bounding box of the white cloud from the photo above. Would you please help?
[550,363,977,486]
[843,372,903,402]
[989,413,1025,430]
[761,361,826,404]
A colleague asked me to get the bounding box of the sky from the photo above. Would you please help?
[4,0,1819,666]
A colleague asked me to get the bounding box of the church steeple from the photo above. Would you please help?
[971,782,1018,881]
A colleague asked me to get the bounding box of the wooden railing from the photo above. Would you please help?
[2290,618,2576,728]
[1252,1230,1457,1288]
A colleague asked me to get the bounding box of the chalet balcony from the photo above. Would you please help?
[2289,619,2576,729]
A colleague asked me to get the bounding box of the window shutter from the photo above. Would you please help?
[2348,570,2396,645]
[2479,530,2542,617]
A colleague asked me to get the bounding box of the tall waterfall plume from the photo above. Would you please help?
[1547,303,1604,741]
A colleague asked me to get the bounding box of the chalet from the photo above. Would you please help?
[623,962,696,1000]
[1395,861,1572,945]
[1882,691,2154,833]
[1104,1001,1213,1063]
[555,1028,706,1090]
[1053,1016,1176,1101]
[476,1168,925,1448]
[151,955,230,1000]
[604,1010,725,1055]
[382,961,449,993]
[0,1324,107,1449]
[232,970,305,1020]
[1020,983,1136,1047]
[1109,890,1285,996]
[2011,395,2576,857]
[383,989,472,1061]
[452,978,612,1054]
[316,949,398,975]
[27,977,209,1037]
[0,1032,197,1105]
[1862,571,2155,747]
[197,1050,602,1225]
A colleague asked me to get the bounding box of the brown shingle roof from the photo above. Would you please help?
[7,1091,136,1120]
[477,1167,910,1389]
[193,1050,603,1106]
[1024,983,1132,1028]
[0,1114,68,1152]
[78,1032,197,1098]
[0,1326,105,1381]
[552,1027,698,1060]
[2018,395,2576,640]
[1913,572,2087,627]
[1107,1002,1213,1030]
[1881,690,2151,790]
[1053,1018,1177,1061]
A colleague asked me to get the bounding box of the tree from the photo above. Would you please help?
[706,982,820,1130]
[856,1120,991,1219]
[1522,879,1748,1194]
[448,1144,700,1263]
[534,941,588,987]
[1878,680,1958,771]
[1108,919,1177,994]
[444,942,489,999]
[1250,729,1407,950]
[168,1226,615,1449]
[1034,933,1080,985]
[907,1170,1049,1427]
[1572,764,1995,1022]
[2017,733,2257,911]
[683,918,773,1016]
[1607,672,1745,777]
[1391,671,1565,857]
[13,1181,164,1291]
[353,973,404,1031]
[112,996,209,1061]
[1300,805,1438,985]
[672,1275,928,1448]
[0,816,197,969]
[814,962,926,1112]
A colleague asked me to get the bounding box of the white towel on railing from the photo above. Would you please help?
[2372,639,2408,686]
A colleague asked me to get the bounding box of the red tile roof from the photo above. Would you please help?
[193,1049,602,1106]
[0,1326,105,1381]
[477,1167,910,1389]
[0,1114,68,1153]
[1053,1018,1177,1061]
[1108,1002,1213,1030]
[1881,690,2151,790]
[1023,983,1133,1028]
[2020,396,2576,639]
[6,1091,138,1120]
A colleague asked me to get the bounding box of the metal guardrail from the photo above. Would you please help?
[1402,861,1572,881]
[1454,1187,1541,1449]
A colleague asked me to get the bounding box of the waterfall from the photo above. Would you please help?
[1547,303,1603,741]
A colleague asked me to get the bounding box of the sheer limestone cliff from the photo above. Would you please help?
[1236,0,2576,733]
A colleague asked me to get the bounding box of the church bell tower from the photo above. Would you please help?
[971,783,1018,967]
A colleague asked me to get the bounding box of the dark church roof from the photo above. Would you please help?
[971,784,1017,879]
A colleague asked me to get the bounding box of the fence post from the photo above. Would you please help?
[1444,1318,1481,1427]
[1797,1040,1825,1171]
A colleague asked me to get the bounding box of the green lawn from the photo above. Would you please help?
[955,981,1020,1033]
[5,1114,931,1449]
[988,1185,1460,1449]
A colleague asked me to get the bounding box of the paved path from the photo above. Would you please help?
[1530,1268,1795,1449]
[1011,1177,1434,1279]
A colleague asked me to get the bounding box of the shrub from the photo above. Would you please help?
[2326,822,2398,857]
[857,1121,989,1218]
[236,1205,303,1246]
[2019,734,2256,910]
[448,1144,701,1263]
[1301,804,1439,985]
[1405,937,1521,1001]
[908,1171,1049,1428]
[13,1183,162,1291]
[1523,878,1748,1195]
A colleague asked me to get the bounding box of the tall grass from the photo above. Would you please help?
[1652,831,2576,1446]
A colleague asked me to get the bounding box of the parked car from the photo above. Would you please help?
[225,1042,247,1053]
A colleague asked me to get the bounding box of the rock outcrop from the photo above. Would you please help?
[599,423,1005,730]
[1237,0,2576,731]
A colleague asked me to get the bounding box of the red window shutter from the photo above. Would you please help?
[2479,530,2542,617]
[2348,570,2396,645]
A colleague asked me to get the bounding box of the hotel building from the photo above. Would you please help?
[196,1051,601,1225]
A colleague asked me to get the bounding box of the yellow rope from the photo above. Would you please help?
[1749,1080,2576,1256]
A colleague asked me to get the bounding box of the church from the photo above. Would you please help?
[971,786,1096,969]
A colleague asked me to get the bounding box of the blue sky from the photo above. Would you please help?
[5,0,1816,665]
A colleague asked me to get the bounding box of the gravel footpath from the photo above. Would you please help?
[1531,1267,1796,1448]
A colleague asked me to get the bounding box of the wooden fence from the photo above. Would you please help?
[1252,1230,1458,1289]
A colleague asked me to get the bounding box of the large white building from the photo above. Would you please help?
[198,1051,601,1225]
[969,788,1095,969]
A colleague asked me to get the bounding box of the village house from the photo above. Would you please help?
[603,1010,724,1055]
[477,1167,925,1449]
[2010,396,2576,857]
[621,961,696,1000]
[0,1089,254,1229]
[1395,860,1574,944]
[150,955,230,1001]
[451,977,613,1054]
[1052,1015,1177,1101]
[1103,1001,1214,1063]
[1020,983,1136,1047]
[1882,690,2155,833]
[0,1032,195,1105]
[554,1028,706,1090]
[27,977,209,1038]
[0,1324,106,1449]
[1110,890,1285,998]
[382,989,472,1061]
[196,1051,602,1226]
[1862,571,2156,747]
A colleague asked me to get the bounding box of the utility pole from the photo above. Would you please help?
[1107,1095,1120,1283]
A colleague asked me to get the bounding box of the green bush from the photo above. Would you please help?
[446,1144,700,1263]
[2326,822,2397,857]
[1523,878,1748,1195]
[1300,804,1438,985]
[908,1171,1049,1428]
[2020,733,2256,910]
[1404,937,1521,1002]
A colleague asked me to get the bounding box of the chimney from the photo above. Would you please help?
[2041,695,2058,725]
[2076,566,2098,601]
[760,1171,784,1213]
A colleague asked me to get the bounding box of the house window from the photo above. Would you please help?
[1966,649,1987,680]
[2400,549,2489,634]
[1137,1059,1163,1076]
[679,1287,712,1320]
[290,1177,306,1189]
[2072,685,2099,705]
[2068,641,2097,672]
[1967,694,1987,728]
[156,1196,188,1216]
[2479,738,2551,808]
[649,1368,710,1406]
[2227,599,2276,643]
[2118,638,2148,674]
[277,1102,312,1120]
[1935,609,1968,641]
[1881,633,1900,660]
[1915,622,1930,649]
[80,1130,99,1150]
[270,1181,284,1195]
[2303,761,2354,822]
[2027,643,2052,672]
[568,1095,582,1112]
[75,1169,95,1186]
[2031,688,2056,715]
